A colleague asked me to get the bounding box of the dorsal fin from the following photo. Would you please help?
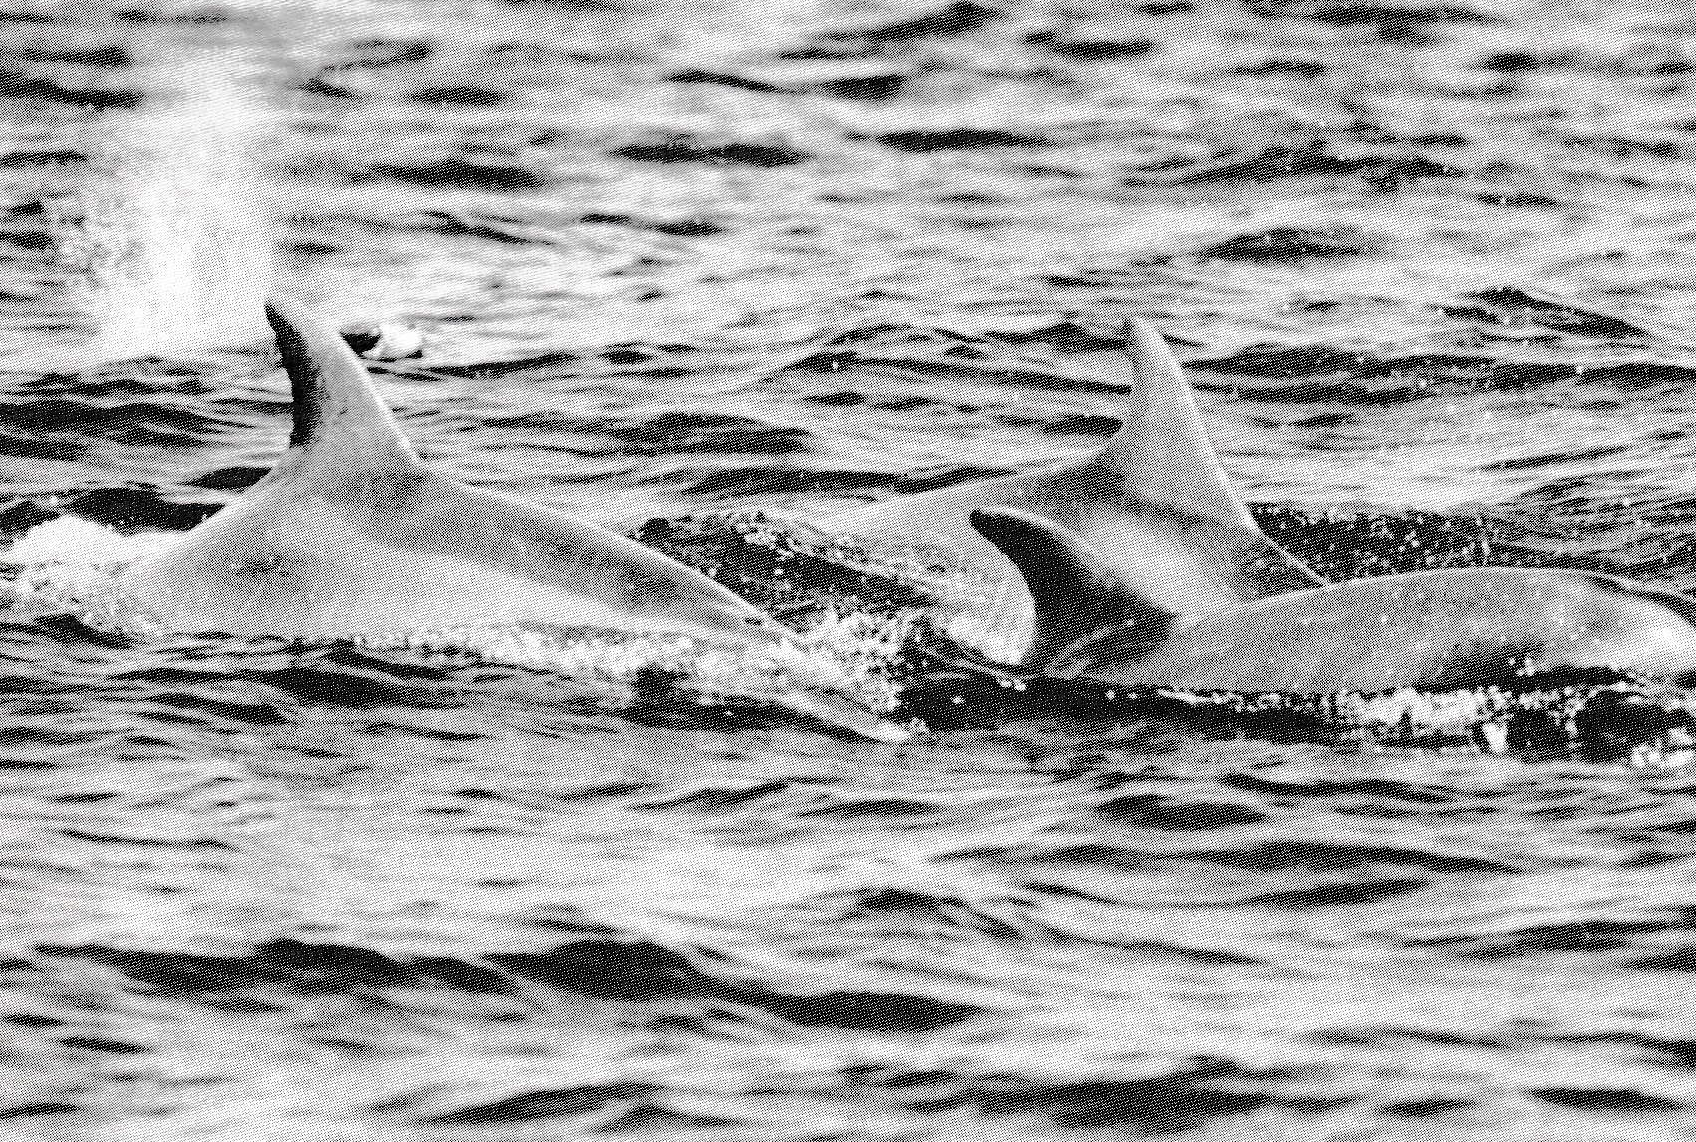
[1092,318,1258,531]
[970,507,1175,670]
[264,296,419,472]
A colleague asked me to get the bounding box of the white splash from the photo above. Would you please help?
[63,68,277,361]
[5,514,149,568]
[354,607,911,716]
[3,516,171,632]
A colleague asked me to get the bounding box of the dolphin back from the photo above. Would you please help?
[111,298,914,743]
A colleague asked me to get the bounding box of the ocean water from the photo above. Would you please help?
[4,1,1696,1138]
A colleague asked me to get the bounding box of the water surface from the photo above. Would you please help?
[3,1,1696,1138]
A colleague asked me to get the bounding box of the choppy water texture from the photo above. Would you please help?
[4,0,1696,1138]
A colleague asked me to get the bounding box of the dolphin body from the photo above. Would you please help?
[821,321,1324,658]
[116,298,907,742]
[967,488,1696,694]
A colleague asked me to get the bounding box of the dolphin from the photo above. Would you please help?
[114,297,908,742]
[821,320,1324,658]
[968,500,1696,694]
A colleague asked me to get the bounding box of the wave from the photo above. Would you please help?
[605,412,813,456]
[844,1057,1319,1133]
[11,43,131,67]
[613,136,810,168]
[669,64,907,101]
[1025,29,1154,61]
[1191,225,1385,262]
[1193,347,1696,403]
[366,157,548,191]
[41,931,981,1034]
[1244,0,1497,44]
[795,0,1002,56]
[579,211,724,238]
[1441,287,1652,342]
[1530,1087,1684,1113]
[407,83,506,107]
[874,128,1051,153]
[0,151,86,170]
[425,1084,662,1127]
[1129,139,1460,190]
[0,66,141,110]
[1095,792,1266,830]
[631,511,937,624]
[0,390,239,458]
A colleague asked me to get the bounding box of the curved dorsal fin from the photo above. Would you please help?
[1093,318,1257,530]
[264,296,419,473]
[969,507,1175,670]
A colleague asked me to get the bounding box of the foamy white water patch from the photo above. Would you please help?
[4,516,172,632]
[63,69,277,362]
[1156,680,1696,761]
[5,515,154,569]
[355,608,911,718]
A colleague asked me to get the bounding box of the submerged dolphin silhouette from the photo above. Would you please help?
[823,320,1323,657]
[117,298,907,742]
[969,495,1696,693]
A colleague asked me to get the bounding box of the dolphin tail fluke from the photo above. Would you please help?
[263,296,421,475]
[969,507,1174,670]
